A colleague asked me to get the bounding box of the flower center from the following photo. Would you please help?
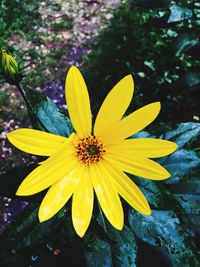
[76,136,105,165]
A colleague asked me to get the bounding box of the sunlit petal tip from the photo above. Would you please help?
[74,225,86,238]
[115,221,124,230]
[15,178,43,196]
[126,73,134,82]
[67,65,79,75]
[5,132,10,138]
[72,211,92,238]
[163,141,178,155]
[112,214,124,230]
[141,206,152,216]
[125,74,134,92]
[77,232,84,238]
[6,131,15,142]
[148,101,161,116]
[153,101,161,111]
[146,209,152,216]
[160,169,171,180]
[16,188,29,196]
[38,215,46,223]
[38,211,49,223]
[124,73,134,82]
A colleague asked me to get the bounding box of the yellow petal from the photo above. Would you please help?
[7,128,67,156]
[102,161,151,215]
[65,66,92,137]
[109,138,178,158]
[90,162,124,230]
[72,166,94,237]
[39,163,81,222]
[16,140,77,195]
[94,75,134,137]
[102,102,161,144]
[105,154,170,180]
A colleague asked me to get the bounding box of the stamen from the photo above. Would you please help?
[75,136,105,165]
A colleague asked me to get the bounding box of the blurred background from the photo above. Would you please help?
[0,0,199,266]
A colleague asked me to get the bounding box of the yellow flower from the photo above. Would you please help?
[7,66,177,237]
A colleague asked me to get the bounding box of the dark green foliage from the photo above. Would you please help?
[85,236,113,267]
[105,224,137,267]
[0,0,41,39]
[172,178,200,234]
[160,122,200,184]
[0,203,79,267]
[128,210,200,267]
[162,149,200,184]
[0,90,8,106]
[85,225,137,267]
[160,122,200,149]
[83,0,199,122]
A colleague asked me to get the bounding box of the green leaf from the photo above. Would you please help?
[106,224,137,267]
[84,235,113,267]
[174,194,200,216]
[37,98,72,137]
[128,210,200,267]
[0,204,38,245]
[85,208,137,267]
[25,89,73,137]
[0,204,38,266]
[0,203,78,267]
[162,149,200,184]
[84,206,113,267]
[170,179,200,195]
[160,122,200,149]
[133,177,180,210]
[171,179,200,233]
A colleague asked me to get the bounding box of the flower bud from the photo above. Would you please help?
[0,48,21,84]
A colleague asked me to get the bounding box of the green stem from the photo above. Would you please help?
[15,82,48,132]
[16,83,33,111]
